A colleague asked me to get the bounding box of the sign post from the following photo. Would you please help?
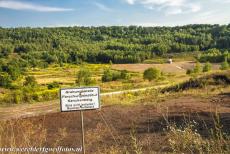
[80,111,85,154]
[60,87,100,154]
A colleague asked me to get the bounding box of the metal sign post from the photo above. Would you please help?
[80,111,85,154]
[60,87,100,154]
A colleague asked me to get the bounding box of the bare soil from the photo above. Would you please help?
[112,61,220,73]
[6,93,230,153]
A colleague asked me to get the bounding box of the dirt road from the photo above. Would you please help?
[0,84,170,121]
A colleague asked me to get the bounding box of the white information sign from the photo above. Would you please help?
[60,87,100,112]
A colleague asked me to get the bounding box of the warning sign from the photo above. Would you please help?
[60,87,100,112]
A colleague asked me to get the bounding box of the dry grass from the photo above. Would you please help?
[0,120,47,154]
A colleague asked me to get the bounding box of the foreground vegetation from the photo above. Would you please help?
[0,71,229,153]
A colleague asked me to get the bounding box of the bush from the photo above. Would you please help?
[47,81,60,89]
[193,62,202,74]
[0,73,12,88]
[186,62,202,76]
[186,69,192,75]
[76,68,92,86]
[23,76,37,87]
[203,62,212,72]
[102,69,130,82]
[120,70,130,80]
[102,69,113,82]
[143,67,161,81]
[220,60,229,70]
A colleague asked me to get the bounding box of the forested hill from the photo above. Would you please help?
[0,24,230,66]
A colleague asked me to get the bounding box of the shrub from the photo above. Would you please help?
[193,62,202,74]
[23,76,37,87]
[47,81,60,89]
[203,62,212,72]
[186,62,202,76]
[102,69,131,82]
[120,70,130,80]
[186,69,192,75]
[143,67,161,81]
[76,68,92,86]
[220,60,229,70]
[102,69,113,82]
[0,73,12,88]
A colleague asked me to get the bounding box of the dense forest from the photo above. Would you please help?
[0,24,230,65]
[0,24,230,86]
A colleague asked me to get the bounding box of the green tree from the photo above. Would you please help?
[203,62,212,72]
[76,68,92,86]
[154,44,169,56]
[143,67,161,81]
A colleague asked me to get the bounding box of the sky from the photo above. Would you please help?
[0,0,230,27]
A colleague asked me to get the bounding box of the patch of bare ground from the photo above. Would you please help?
[3,93,230,153]
[112,61,220,73]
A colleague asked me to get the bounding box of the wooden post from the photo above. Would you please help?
[81,111,85,154]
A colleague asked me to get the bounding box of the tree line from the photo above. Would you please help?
[0,25,230,88]
[0,24,230,66]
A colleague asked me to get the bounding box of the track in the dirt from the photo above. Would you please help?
[0,84,171,121]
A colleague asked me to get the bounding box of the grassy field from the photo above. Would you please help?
[0,61,219,105]
[26,63,190,93]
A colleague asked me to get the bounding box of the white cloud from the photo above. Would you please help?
[126,0,135,5]
[123,0,201,15]
[188,10,230,25]
[0,0,74,12]
[165,8,182,15]
[131,22,163,26]
[94,2,113,12]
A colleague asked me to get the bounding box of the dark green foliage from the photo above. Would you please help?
[162,73,230,93]
[10,87,58,104]
[193,62,202,74]
[203,62,212,72]
[120,70,130,80]
[143,67,161,81]
[23,76,37,87]
[102,69,114,82]
[102,69,130,82]
[0,25,229,66]
[198,48,230,63]
[0,73,12,88]
[76,68,92,86]
[220,60,229,70]
[153,44,170,56]
[47,81,60,89]
[186,69,192,75]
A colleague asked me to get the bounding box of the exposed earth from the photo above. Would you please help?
[112,61,220,73]
[3,93,230,153]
